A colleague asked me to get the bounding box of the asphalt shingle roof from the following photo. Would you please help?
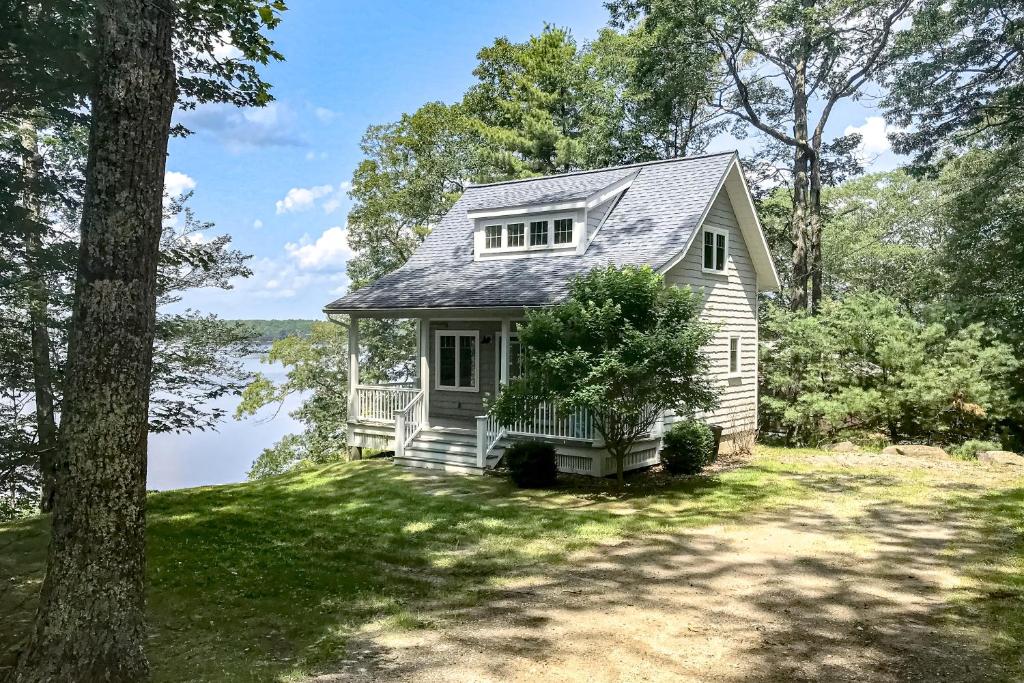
[325,151,736,312]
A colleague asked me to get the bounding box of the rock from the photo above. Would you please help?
[826,441,859,453]
[882,444,949,459]
[978,451,1024,467]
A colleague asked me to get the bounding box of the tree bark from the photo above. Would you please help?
[789,45,810,313]
[10,0,176,680]
[18,122,59,512]
[808,150,824,313]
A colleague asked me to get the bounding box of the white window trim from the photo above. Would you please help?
[702,227,729,274]
[728,335,742,377]
[434,330,480,392]
[475,212,580,257]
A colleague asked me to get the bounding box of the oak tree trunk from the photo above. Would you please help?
[18,122,59,512]
[10,0,176,680]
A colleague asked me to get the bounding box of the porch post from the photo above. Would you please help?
[348,316,360,420]
[419,318,430,427]
[499,319,511,386]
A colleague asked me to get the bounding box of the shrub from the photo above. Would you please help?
[505,440,558,488]
[951,440,1001,460]
[661,420,715,475]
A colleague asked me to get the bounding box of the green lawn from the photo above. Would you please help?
[1,449,1021,681]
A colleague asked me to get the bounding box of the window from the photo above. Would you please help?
[436,331,478,391]
[507,223,525,247]
[703,228,728,272]
[530,220,549,246]
[508,335,522,379]
[484,224,502,250]
[554,218,573,244]
[728,336,741,375]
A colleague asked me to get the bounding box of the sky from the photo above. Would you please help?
[166,0,903,320]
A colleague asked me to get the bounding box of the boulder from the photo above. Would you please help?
[826,440,859,453]
[882,444,949,459]
[978,451,1024,467]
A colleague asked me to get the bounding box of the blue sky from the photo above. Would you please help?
[166,0,902,320]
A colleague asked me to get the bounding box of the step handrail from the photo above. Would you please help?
[393,390,425,459]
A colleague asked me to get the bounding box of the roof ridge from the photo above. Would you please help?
[465,150,738,190]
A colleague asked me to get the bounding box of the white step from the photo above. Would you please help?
[393,456,486,475]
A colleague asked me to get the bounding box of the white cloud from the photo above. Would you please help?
[275,184,333,214]
[285,226,354,271]
[844,116,902,167]
[305,150,329,161]
[252,219,263,230]
[314,107,337,124]
[174,101,305,152]
[164,171,196,198]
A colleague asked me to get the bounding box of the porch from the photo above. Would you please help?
[344,313,662,477]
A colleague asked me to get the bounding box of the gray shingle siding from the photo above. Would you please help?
[325,152,736,312]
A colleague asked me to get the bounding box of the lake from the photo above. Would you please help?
[147,357,304,490]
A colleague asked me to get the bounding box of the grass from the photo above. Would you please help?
[0,448,1021,681]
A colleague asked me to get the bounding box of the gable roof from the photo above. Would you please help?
[325,151,780,313]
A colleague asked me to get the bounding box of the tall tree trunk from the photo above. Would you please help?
[11,1,175,680]
[18,121,59,513]
[789,52,810,313]
[808,151,824,313]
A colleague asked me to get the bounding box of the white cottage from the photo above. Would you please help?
[324,151,781,476]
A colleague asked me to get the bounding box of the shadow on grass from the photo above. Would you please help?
[0,457,1020,682]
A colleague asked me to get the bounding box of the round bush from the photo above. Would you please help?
[661,420,716,475]
[505,440,558,488]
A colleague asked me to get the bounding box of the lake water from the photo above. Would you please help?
[147,357,304,490]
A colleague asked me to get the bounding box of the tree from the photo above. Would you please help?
[609,0,911,312]
[819,171,944,310]
[463,26,596,178]
[236,321,349,478]
[598,6,727,161]
[884,0,1024,166]
[10,0,178,678]
[760,294,1019,445]
[8,0,286,677]
[491,266,717,483]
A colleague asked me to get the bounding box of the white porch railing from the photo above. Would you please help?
[505,402,595,441]
[353,384,420,423]
[476,401,597,468]
[394,390,425,459]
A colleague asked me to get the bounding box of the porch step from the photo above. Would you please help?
[393,455,486,476]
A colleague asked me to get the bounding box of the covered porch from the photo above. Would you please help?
[344,309,611,473]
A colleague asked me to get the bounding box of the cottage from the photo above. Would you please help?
[324,151,780,476]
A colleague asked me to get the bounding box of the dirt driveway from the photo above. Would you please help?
[314,452,1021,682]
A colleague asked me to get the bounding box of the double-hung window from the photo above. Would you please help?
[506,223,525,247]
[530,220,549,246]
[484,224,502,250]
[436,330,478,391]
[553,218,573,244]
[728,336,741,376]
[703,228,728,272]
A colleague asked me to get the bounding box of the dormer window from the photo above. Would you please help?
[554,218,573,244]
[530,220,549,246]
[507,223,525,247]
[484,224,502,250]
[472,212,581,258]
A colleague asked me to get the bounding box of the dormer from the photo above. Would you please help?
[469,170,638,261]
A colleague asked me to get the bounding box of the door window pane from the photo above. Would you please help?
[458,335,476,387]
[439,335,456,386]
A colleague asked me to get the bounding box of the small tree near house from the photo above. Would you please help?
[491,265,718,482]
